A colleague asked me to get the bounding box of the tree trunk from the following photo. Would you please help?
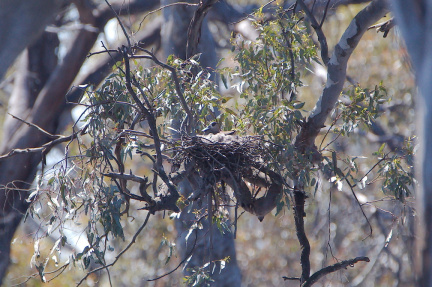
[161,1,242,285]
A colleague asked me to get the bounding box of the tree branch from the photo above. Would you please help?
[302,256,370,287]
[295,0,389,151]
[291,0,389,283]
[186,0,219,59]
[297,0,330,65]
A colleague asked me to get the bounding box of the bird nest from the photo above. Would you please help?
[174,134,267,177]
[171,133,283,221]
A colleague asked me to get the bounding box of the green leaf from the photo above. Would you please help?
[293,102,305,109]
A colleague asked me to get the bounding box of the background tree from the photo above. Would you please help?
[392,1,432,286]
[0,0,419,286]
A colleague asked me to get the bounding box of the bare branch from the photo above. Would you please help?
[0,128,85,160]
[138,1,198,32]
[302,257,370,287]
[7,113,57,139]
[103,0,131,51]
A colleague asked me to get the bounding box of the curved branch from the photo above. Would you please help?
[186,0,219,58]
[302,256,370,287]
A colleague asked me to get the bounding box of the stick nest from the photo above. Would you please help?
[174,135,267,176]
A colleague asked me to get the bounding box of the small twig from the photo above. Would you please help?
[14,262,70,286]
[344,178,373,239]
[104,0,131,51]
[147,229,198,281]
[319,0,331,28]
[282,276,301,281]
[0,128,84,160]
[135,48,193,133]
[8,113,57,139]
[138,2,199,32]
[353,153,389,188]
[87,49,118,57]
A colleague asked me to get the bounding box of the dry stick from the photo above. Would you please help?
[354,154,389,188]
[15,262,70,286]
[138,2,199,31]
[0,128,84,160]
[331,153,373,237]
[77,212,151,286]
[7,113,58,139]
[326,186,337,261]
[344,177,373,239]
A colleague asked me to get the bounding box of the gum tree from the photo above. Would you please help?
[0,0,417,286]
